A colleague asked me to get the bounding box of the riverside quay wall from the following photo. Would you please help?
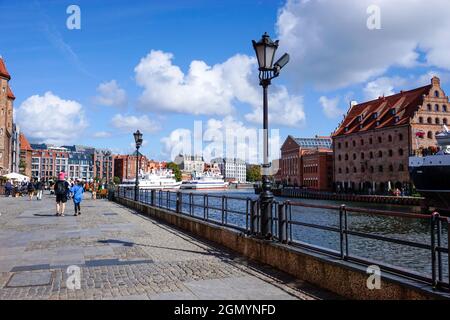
[115,196,448,300]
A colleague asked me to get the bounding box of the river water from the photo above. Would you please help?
[170,189,449,282]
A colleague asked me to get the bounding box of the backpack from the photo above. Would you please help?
[55,181,67,195]
[27,182,35,191]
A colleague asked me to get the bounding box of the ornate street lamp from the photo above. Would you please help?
[133,130,143,201]
[252,32,289,238]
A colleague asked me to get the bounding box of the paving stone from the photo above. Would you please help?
[7,271,53,287]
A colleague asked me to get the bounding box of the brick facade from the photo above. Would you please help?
[0,58,14,175]
[302,149,333,191]
[333,77,449,194]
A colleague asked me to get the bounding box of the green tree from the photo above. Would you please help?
[113,176,121,185]
[246,165,262,182]
[19,159,26,174]
[166,162,182,182]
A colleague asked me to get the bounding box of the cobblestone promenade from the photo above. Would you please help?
[0,193,337,300]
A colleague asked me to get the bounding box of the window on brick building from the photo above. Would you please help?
[443,105,448,112]
[388,135,392,142]
[370,166,374,173]
[435,104,440,112]
[427,104,432,111]
[399,164,404,171]
[353,153,357,160]
[444,118,448,125]
[345,154,349,160]
[399,134,403,141]
[345,142,349,148]
[353,167,357,173]
[378,151,383,158]
[361,152,365,160]
[338,155,342,161]
[427,117,432,124]
[379,165,383,172]
[338,142,341,149]
[389,165,394,172]
[361,166,365,173]
[399,148,404,156]
[388,150,393,157]
[378,136,382,143]
[361,139,364,146]
[436,118,440,125]
[419,117,423,124]
[369,138,373,144]
[352,140,356,147]
[435,90,440,98]
[370,152,374,159]
[346,168,349,174]
[338,168,342,174]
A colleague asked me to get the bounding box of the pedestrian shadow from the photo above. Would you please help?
[33,214,57,217]
[98,239,134,247]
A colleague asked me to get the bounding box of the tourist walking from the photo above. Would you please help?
[4,180,12,197]
[70,180,85,216]
[27,180,35,200]
[54,172,70,216]
[36,178,44,200]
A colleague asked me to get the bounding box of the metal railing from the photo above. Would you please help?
[116,186,449,292]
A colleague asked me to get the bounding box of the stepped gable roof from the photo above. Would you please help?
[19,134,33,151]
[333,84,432,137]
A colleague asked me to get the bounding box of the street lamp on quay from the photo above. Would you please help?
[133,130,143,201]
[252,32,289,239]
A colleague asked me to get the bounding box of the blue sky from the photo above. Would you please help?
[2,0,450,162]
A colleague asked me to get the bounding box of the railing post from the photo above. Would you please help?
[278,202,287,244]
[176,191,182,213]
[339,205,346,260]
[431,212,438,288]
[250,200,258,235]
[221,196,225,225]
[151,190,155,206]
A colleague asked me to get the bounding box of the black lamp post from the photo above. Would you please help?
[133,130,143,201]
[252,32,289,238]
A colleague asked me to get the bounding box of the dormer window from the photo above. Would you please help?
[373,112,378,119]
[344,126,349,132]
[390,108,396,115]
[394,116,400,123]
[376,121,380,126]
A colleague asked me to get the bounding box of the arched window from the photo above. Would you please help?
[436,118,440,125]
[361,152,365,160]
[338,143,341,149]
[427,117,433,124]
[345,142,349,148]
[444,118,448,125]
[346,167,349,174]
[389,165,394,172]
[399,148,404,156]
[338,155,342,161]
[369,138,373,144]
[345,154,349,161]
[353,167,357,173]
[428,131,433,139]
[399,134,403,141]
[388,150,393,157]
[338,168,342,174]
[419,117,424,124]
[443,105,448,112]
[399,164,404,172]
[435,104,440,112]
[353,153,357,160]
[378,165,383,172]
[361,139,364,146]
[427,104,432,111]
[370,152,374,159]
[370,166,374,173]
[378,151,383,158]
[361,166,365,173]
[435,90,440,98]
[378,136,382,143]
[352,140,356,147]
[388,135,393,142]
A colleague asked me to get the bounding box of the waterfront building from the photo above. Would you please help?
[94,149,114,183]
[332,76,449,194]
[19,133,32,178]
[113,153,150,182]
[30,144,70,182]
[302,149,333,191]
[174,154,205,174]
[279,136,332,188]
[211,158,246,183]
[0,57,15,175]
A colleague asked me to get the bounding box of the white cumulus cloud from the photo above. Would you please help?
[134,50,305,126]
[92,131,112,138]
[111,114,161,133]
[16,91,87,145]
[276,0,450,90]
[319,96,345,119]
[94,80,127,107]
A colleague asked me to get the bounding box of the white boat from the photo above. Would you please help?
[120,169,181,190]
[180,169,229,190]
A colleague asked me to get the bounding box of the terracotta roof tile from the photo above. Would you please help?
[20,134,33,151]
[333,84,432,137]
[0,57,11,80]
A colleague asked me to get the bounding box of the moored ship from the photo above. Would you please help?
[121,169,181,190]
[180,169,229,190]
[409,126,450,211]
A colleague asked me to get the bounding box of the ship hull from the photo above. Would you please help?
[409,157,450,210]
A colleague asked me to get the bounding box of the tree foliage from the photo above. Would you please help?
[246,165,262,182]
[166,162,182,182]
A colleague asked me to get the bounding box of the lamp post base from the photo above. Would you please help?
[259,175,273,239]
